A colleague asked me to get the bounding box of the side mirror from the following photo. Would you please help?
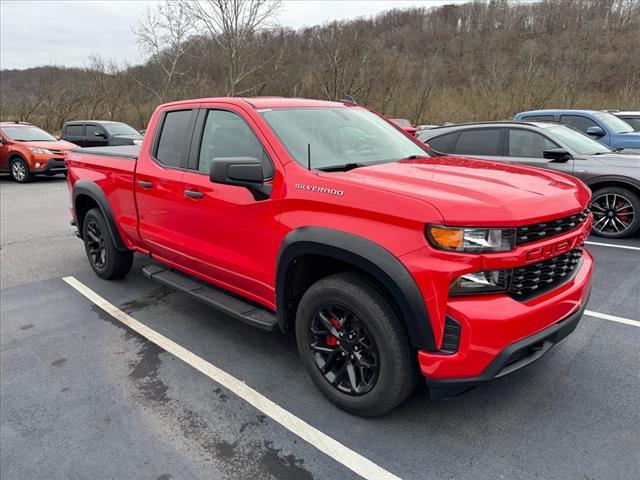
[209,157,271,200]
[543,148,572,162]
[586,126,605,136]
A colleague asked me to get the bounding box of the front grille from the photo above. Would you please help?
[508,249,583,300]
[439,317,461,354]
[516,209,589,245]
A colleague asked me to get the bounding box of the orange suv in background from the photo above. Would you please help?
[0,122,78,183]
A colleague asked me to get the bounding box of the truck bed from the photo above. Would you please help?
[71,145,140,160]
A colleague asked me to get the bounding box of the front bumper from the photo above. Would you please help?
[425,295,589,399]
[31,158,67,174]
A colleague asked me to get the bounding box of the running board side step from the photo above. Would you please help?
[142,265,277,331]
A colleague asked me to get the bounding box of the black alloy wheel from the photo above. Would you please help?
[85,219,107,270]
[309,304,380,396]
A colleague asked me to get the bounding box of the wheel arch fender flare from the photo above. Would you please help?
[73,179,128,251]
[276,227,436,351]
[586,175,640,195]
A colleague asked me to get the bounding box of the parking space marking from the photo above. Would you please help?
[584,241,640,251]
[585,310,640,328]
[62,276,400,480]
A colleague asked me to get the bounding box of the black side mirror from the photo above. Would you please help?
[209,157,271,200]
[543,148,572,162]
[586,126,605,136]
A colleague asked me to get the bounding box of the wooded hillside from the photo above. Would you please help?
[1,0,639,132]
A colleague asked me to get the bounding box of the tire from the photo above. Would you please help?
[295,272,417,417]
[590,187,640,238]
[82,208,133,279]
[10,157,33,183]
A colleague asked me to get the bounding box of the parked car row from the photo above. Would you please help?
[0,119,142,183]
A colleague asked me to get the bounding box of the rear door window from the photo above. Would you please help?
[559,115,598,134]
[65,124,84,137]
[454,129,501,156]
[522,115,556,122]
[154,109,193,168]
[425,132,458,153]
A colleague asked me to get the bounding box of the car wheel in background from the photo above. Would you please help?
[10,158,33,183]
[590,187,640,238]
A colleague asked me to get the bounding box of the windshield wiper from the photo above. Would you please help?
[317,162,368,172]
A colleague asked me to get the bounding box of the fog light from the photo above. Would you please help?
[35,162,41,168]
[450,269,511,295]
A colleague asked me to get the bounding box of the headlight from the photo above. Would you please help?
[450,269,511,295]
[28,147,53,154]
[426,225,516,253]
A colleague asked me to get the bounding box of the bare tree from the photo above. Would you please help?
[132,0,196,102]
[184,0,282,96]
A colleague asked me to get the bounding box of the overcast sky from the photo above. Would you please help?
[0,0,463,70]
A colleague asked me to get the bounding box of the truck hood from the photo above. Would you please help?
[341,156,589,226]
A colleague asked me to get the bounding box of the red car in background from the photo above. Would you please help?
[0,122,77,183]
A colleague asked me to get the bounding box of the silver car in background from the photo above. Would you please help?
[418,121,640,238]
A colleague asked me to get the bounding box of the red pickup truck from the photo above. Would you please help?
[67,97,593,416]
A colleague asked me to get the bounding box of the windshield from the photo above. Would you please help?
[104,123,141,137]
[258,107,427,169]
[1,125,56,142]
[593,112,634,134]
[547,125,611,155]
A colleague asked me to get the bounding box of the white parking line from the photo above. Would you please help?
[584,241,640,251]
[62,276,401,480]
[585,310,640,328]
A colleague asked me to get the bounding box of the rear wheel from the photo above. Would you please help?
[295,273,417,417]
[590,187,640,238]
[10,158,33,183]
[82,208,133,279]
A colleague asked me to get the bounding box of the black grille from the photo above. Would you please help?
[439,317,461,354]
[509,249,583,300]
[516,209,589,245]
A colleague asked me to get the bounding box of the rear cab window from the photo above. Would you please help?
[153,109,194,168]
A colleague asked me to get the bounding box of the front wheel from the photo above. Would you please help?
[295,273,417,417]
[590,187,640,238]
[10,158,33,183]
[82,208,133,279]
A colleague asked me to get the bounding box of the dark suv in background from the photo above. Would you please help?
[61,120,143,147]
[418,121,640,238]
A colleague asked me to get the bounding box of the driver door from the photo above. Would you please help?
[178,106,281,307]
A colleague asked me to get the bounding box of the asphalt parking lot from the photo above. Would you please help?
[1,175,639,480]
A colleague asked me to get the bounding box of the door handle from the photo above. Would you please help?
[184,189,204,199]
[138,180,153,189]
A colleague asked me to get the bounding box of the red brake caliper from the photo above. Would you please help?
[618,200,631,222]
[326,317,341,346]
